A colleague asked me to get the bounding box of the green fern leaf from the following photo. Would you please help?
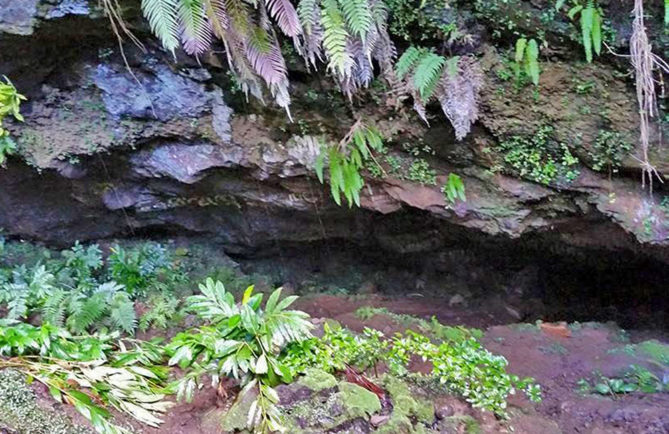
[524,39,540,86]
[395,46,424,79]
[413,51,445,100]
[109,294,137,334]
[591,8,602,56]
[66,293,106,334]
[42,290,67,326]
[141,0,180,55]
[338,0,372,41]
[580,5,594,62]
[322,0,352,77]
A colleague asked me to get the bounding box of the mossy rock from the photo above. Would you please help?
[336,382,382,419]
[220,389,257,432]
[0,369,91,434]
[383,376,434,425]
[298,368,338,392]
[437,415,481,434]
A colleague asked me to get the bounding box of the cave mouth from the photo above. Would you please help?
[227,234,669,332]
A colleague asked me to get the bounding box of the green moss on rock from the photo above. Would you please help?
[337,382,381,419]
[298,368,338,391]
[383,375,434,424]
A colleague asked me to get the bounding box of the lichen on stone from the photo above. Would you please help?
[0,369,91,434]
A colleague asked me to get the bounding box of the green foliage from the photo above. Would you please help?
[314,121,385,207]
[495,126,580,185]
[589,130,632,175]
[0,242,186,335]
[283,322,540,416]
[558,0,602,62]
[108,243,184,298]
[0,321,171,433]
[139,293,182,331]
[578,365,667,396]
[443,173,466,204]
[407,159,437,185]
[514,38,540,86]
[384,0,460,43]
[0,76,26,166]
[396,47,446,100]
[167,279,313,433]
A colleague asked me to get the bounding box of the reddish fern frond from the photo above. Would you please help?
[266,0,302,37]
[437,56,483,140]
[246,27,289,86]
[177,0,212,55]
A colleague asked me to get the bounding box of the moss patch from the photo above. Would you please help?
[383,375,434,425]
[0,369,91,434]
[337,382,381,419]
[298,368,338,392]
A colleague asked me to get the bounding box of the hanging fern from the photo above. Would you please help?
[141,0,181,56]
[314,121,384,207]
[394,46,482,140]
[130,0,396,112]
[559,0,602,63]
[413,51,445,100]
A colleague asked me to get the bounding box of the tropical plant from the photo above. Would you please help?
[395,46,482,139]
[314,120,384,206]
[166,278,313,433]
[0,76,25,165]
[557,0,602,63]
[0,321,171,433]
[514,38,540,86]
[139,293,182,331]
[442,172,466,204]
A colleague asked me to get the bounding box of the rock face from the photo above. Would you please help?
[0,0,668,268]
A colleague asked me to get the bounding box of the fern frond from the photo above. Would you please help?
[297,0,324,66]
[321,0,352,77]
[42,290,68,326]
[142,0,181,55]
[177,0,212,55]
[266,0,302,37]
[246,27,288,86]
[338,0,372,41]
[109,294,137,334]
[395,46,423,79]
[66,293,106,334]
[413,51,445,100]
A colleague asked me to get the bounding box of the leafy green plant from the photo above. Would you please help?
[0,76,25,166]
[514,38,540,86]
[139,293,182,331]
[314,121,384,206]
[283,322,540,417]
[166,279,313,433]
[443,173,466,204]
[557,0,602,62]
[108,243,184,298]
[496,126,580,185]
[578,365,666,397]
[407,159,437,185]
[589,130,632,176]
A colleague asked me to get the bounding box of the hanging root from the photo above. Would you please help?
[630,0,669,193]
